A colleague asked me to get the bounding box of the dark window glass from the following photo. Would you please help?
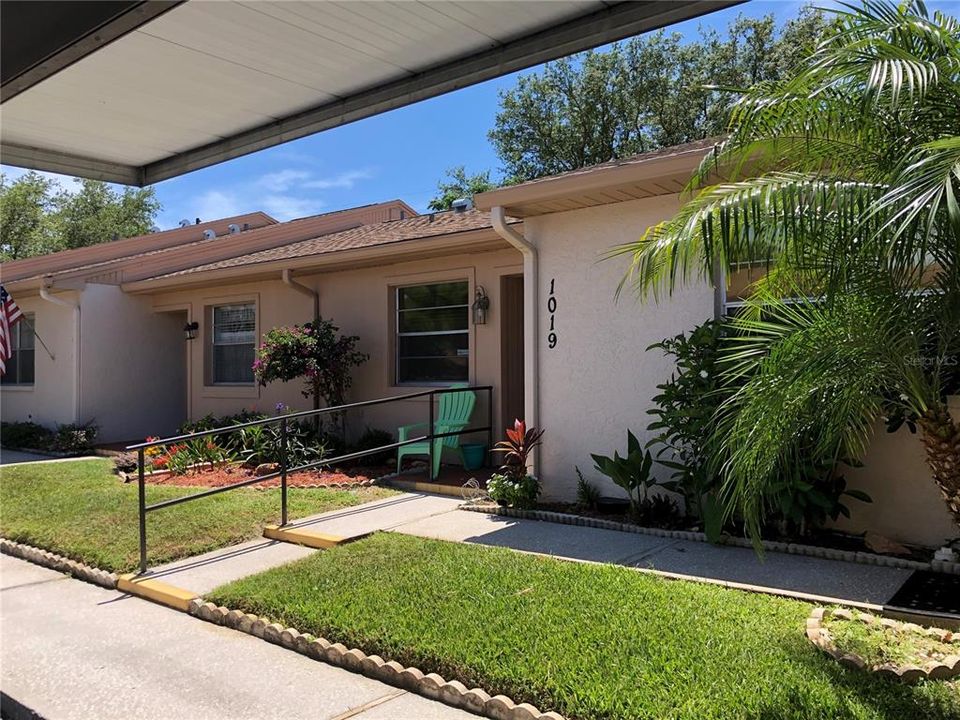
[396,282,468,384]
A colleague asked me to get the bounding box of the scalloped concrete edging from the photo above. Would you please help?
[462,503,960,575]
[806,607,960,683]
[188,598,565,720]
[0,538,118,589]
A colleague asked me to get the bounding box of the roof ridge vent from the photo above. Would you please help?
[178,218,191,228]
[451,197,473,213]
[228,223,241,235]
[203,229,216,240]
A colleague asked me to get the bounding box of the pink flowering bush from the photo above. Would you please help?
[253,318,368,408]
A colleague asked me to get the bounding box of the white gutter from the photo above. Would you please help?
[281,269,319,320]
[490,207,540,469]
[39,285,82,423]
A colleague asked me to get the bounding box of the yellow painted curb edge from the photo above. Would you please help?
[263,525,350,549]
[117,574,199,612]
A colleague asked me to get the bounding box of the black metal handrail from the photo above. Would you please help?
[127,386,493,574]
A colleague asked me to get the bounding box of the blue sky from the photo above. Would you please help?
[1,1,950,228]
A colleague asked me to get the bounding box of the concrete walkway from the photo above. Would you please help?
[0,449,97,465]
[147,493,462,592]
[392,506,912,605]
[0,555,474,720]
[151,492,911,606]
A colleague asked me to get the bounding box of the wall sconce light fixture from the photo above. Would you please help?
[183,321,199,341]
[472,285,490,325]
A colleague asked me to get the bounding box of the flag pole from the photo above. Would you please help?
[19,316,56,361]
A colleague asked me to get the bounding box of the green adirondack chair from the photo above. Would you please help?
[397,386,476,479]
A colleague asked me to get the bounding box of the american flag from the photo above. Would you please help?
[1,285,24,377]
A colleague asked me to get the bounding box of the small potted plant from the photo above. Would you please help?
[487,419,544,509]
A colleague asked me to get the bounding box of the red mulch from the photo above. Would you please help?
[143,463,391,489]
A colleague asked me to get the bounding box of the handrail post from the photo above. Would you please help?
[280,417,288,527]
[427,390,435,479]
[138,448,147,574]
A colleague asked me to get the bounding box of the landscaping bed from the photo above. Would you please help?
[0,458,395,573]
[208,532,960,720]
[137,463,392,489]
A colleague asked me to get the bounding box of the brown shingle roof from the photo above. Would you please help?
[147,208,507,280]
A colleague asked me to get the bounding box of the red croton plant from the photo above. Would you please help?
[494,419,545,479]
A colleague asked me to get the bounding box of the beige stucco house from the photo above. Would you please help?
[1,142,954,548]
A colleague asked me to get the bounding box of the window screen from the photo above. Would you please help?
[212,304,255,384]
[396,281,468,384]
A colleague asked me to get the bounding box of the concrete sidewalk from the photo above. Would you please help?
[0,555,474,720]
[392,507,913,605]
[148,492,911,606]
[146,493,462,593]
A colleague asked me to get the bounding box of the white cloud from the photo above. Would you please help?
[194,190,242,222]
[303,169,372,190]
[257,169,312,193]
[263,194,326,221]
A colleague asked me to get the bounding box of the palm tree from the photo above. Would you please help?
[616,0,960,536]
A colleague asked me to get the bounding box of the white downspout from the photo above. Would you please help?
[491,206,540,471]
[39,285,82,423]
[281,269,319,320]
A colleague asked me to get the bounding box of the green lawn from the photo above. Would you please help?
[0,458,394,572]
[210,533,959,720]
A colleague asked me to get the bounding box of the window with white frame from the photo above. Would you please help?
[211,303,256,384]
[1,313,35,385]
[396,281,469,384]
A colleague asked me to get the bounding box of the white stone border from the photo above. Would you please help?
[188,599,565,720]
[0,538,118,588]
[807,606,960,682]
[461,503,960,575]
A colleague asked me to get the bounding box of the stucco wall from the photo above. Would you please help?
[828,407,959,548]
[79,284,186,442]
[523,196,715,500]
[1,292,80,430]
[148,247,523,452]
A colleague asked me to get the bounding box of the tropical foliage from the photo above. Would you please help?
[618,0,960,540]
[488,420,544,509]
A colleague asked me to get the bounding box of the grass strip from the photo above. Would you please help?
[0,458,394,572]
[209,532,959,720]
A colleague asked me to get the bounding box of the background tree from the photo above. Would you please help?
[52,179,160,251]
[0,172,58,260]
[428,166,494,211]
[0,173,160,261]
[489,6,829,182]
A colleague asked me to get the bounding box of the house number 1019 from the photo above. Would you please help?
[547,278,557,349]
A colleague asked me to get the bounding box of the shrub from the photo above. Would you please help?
[52,421,98,453]
[488,420,544,509]
[253,318,368,408]
[351,427,395,465]
[647,320,728,537]
[1,421,54,449]
[113,453,138,473]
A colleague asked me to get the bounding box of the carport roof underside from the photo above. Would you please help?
[0,0,741,186]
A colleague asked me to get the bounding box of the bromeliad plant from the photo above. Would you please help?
[488,420,544,509]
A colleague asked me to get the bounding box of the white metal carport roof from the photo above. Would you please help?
[0,0,741,186]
